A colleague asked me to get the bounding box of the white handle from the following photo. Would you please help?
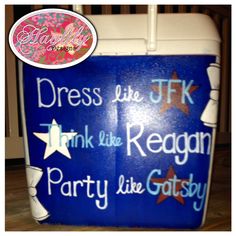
[147,5,157,51]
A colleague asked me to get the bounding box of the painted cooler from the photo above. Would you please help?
[19,9,221,229]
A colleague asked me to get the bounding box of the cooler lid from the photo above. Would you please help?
[87,13,221,56]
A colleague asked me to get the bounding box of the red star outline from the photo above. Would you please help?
[151,166,189,205]
[151,71,199,115]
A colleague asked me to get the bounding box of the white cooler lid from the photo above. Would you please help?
[87,14,221,56]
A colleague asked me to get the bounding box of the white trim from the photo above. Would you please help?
[201,55,221,227]
[18,60,30,165]
[201,128,217,227]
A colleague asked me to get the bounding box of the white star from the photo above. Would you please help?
[33,119,77,159]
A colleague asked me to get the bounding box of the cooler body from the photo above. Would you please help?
[20,13,221,228]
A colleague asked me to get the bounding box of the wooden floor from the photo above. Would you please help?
[5,146,231,231]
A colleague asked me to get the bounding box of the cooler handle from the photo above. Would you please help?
[147,5,157,51]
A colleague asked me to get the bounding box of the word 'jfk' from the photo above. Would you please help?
[150,79,195,104]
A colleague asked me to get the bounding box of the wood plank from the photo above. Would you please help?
[203,5,230,17]
[191,5,199,13]
[83,5,92,15]
[120,5,130,14]
[32,5,43,10]
[178,5,187,13]
[164,5,173,13]
[135,5,147,14]
[5,137,25,159]
[228,88,231,133]
[5,5,19,138]
[216,132,231,144]
[5,146,231,230]
[212,14,222,32]
[5,72,10,137]
[219,18,230,132]
[60,5,70,10]
[202,8,211,16]
[101,5,112,14]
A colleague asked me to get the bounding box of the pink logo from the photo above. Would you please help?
[9,9,97,69]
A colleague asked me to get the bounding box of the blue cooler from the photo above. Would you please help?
[19,6,221,229]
